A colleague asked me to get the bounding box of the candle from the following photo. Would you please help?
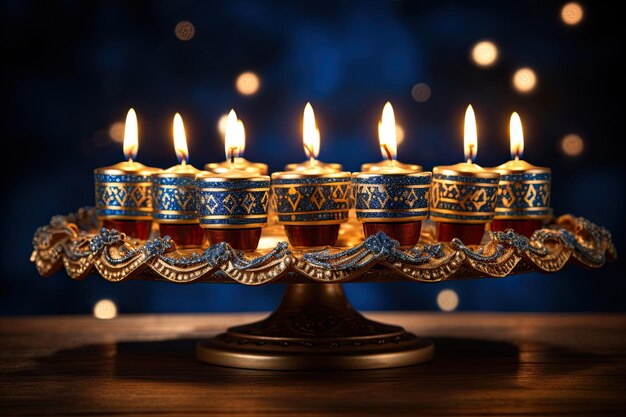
[151,113,205,248]
[284,103,343,173]
[430,105,500,245]
[488,112,551,237]
[272,104,351,247]
[94,108,161,240]
[196,110,271,251]
[360,103,423,173]
[353,102,431,246]
[205,115,268,175]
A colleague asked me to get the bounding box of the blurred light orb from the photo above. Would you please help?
[437,289,459,312]
[175,21,195,41]
[513,68,537,93]
[236,72,260,95]
[471,41,499,67]
[396,125,405,146]
[561,3,584,25]
[217,114,229,138]
[561,133,584,156]
[108,122,124,143]
[93,299,117,320]
[411,83,432,103]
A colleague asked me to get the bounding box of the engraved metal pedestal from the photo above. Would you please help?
[197,283,433,370]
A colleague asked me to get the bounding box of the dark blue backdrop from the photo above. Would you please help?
[1,0,623,314]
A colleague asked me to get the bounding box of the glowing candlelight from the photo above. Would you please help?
[464,104,478,164]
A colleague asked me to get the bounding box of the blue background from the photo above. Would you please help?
[1,0,623,314]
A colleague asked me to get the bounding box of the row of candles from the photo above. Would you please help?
[94,103,551,250]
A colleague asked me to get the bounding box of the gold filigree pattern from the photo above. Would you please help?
[31,208,616,285]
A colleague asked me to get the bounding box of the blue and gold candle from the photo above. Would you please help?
[94,108,161,240]
[196,110,271,251]
[430,105,500,245]
[152,113,204,248]
[273,103,351,247]
[353,102,431,246]
[489,113,551,237]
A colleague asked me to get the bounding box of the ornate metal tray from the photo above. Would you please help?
[31,208,616,371]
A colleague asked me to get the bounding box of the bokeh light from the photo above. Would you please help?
[411,83,432,102]
[561,133,584,156]
[512,67,537,93]
[471,41,498,67]
[561,3,584,25]
[217,114,229,138]
[93,299,117,320]
[236,71,260,95]
[437,289,459,312]
[108,121,124,143]
[175,21,195,41]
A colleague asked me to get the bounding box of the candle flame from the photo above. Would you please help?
[378,102,397,161]
[464,104,478,163]
[173,113,189,164]
[123,108,138,161]
[303,102,320,159]
[510,112,524,160]
[224,109,242,162]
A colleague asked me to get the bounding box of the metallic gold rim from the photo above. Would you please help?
[94,163,161,176]
[96,214,153,221]
[98,206,153,212]
[153,219,200,225]
[433,164,500,179]
[196,173,270,182]
[495,207,550,213]
[198,223,268,230]
[271,182,352,188]
[430,208,496,216]
[489,160,551,175]
[432,178,499,186]
[429,215,491,224]
[96,181,154,187]
[353,171,432,179]
[356,208,429,213]
[358,216,427,223]
[278,219,349,226]
[497,180,551,185]
[493,214,552,220]
[276,209,349,215]
[272,171,352,180]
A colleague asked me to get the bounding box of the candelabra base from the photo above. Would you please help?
[196,284,433,370]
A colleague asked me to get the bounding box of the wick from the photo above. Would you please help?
[304,144,316,168]
[181,159,187,166]
[228,146,238,169]
[467,144,475,164]
[514,155,520,161]
[381,144,394,167]
[128,158,134,164]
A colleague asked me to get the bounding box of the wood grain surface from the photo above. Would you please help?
[1,313,625,416]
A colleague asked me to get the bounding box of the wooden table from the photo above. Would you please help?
[1,313,625,416]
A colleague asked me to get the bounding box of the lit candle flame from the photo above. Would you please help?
[224,110,241,166]
[303,102,320,162]
[510,112,524,160]
[123,108,138,161]
[464,104,478,163]
[378,102,397,163]
[173,113,189,164]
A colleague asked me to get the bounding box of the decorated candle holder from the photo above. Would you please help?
[196,171,270,251]
[152,164,205,248]
[271,169,352,247]
[430,164,500,245]
[353,170,432,246]
[489,160,551,237]
[94,162,161,240]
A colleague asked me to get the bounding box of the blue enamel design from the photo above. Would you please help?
[353,172,432,222]
[94,173,154,219]
[152,176,198,223]
[271,175,352,225]
[196,178,270,228]
[495,172,551,218]
[430,173,499,223]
